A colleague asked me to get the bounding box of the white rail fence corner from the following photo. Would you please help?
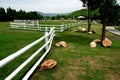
[10,21,80,32]
[0,27,55,80]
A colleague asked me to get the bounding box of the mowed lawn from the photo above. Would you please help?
[0,20,77,80]
[30,22,120,80]
[0,22,44,80]
[0,21,120,80]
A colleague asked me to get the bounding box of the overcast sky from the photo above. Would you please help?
[0,0,120,13]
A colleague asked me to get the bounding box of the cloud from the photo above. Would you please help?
[0,0,83,13]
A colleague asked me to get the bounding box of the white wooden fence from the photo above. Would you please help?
[10,22,79,32]
[0,27,55,80]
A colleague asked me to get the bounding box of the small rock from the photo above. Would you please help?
[102,38,112,47]
[55,42,60,47]
[93,39,101,44]
[92,30,96,34]
[81,28,86,32]
[40,59,57,70]
[79,27,82,30]
[72,29,77,32]
[90,42,97,48]
[59,41,68,47]
[88,31,92,34]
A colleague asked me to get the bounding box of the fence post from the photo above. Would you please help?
[66,24,68,29]
[37,20,39,25]
[45,27,49,50]
[60,25,64,32]
[24,23,26,29]
[72,23,74,27]
[37,22,41,31]
[68,23,70,28]
[10,22,12,28]
[39,24,41,31]
[32,21,34,26]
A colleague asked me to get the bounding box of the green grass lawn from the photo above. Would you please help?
[39,20,77,25]
[0,22,45,80]
[30,22,120,80]
[0,21,120,80]
[116,26,120,31]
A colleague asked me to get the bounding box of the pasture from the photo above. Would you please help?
[0,21,120,80]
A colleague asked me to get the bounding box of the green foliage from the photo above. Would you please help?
[99,0,119,26]
[80,0,103,10]
[0,7,43,21]
[0,7,7,21]
[91,9,101,20]
[7,7,16,21]
[68,9,87,18]
[67,9,101,20]
[107,5,120,26]
[50,15,69,20]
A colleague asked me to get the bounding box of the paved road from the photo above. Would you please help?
[106,27,120,36]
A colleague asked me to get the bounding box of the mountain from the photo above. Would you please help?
[37,9,87,18]
[38,12,69,17]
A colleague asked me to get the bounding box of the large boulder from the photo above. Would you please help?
[90,42,97,48]
[102,38,112,47]
[40,59,57,70]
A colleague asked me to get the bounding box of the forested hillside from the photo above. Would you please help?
[68,9,87,18]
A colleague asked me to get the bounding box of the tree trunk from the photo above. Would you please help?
[101,0,107,42]
[101,14,107,45]
[87,6,91,32]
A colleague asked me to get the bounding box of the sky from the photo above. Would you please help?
[0,0,120,13]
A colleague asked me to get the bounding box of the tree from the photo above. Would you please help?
[80,0,103,32]
[106,4,120,26]
[7,7,17,21]
[15,10,26,19]
[99,0,117,41]
[91,9,100,20]
[0,7,7,21]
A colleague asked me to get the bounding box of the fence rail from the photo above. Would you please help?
[10,22,80,32]
[0,27,55,80]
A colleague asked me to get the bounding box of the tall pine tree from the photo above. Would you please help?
[80,0,103,32]
[99,0,117,41]
[0,7,7,21]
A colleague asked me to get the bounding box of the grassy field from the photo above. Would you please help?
[0,22,45,80]
[0,20,77,80]
[31,21,120,80]
[116,26,120,31]
[39,20,77,25]
[0,21,120,80]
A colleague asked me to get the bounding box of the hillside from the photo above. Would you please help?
[68,9,87,18]
[38,9,87,17]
